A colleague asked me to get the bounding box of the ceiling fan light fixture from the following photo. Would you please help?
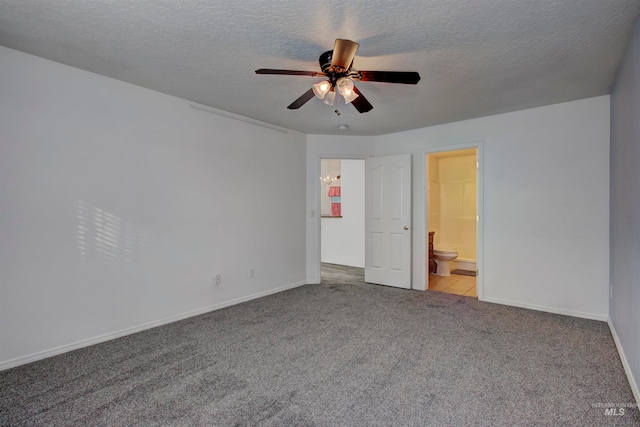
[336,77,359,104]
[312,80,331,99]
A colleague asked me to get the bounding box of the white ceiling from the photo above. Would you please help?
[2,0,639,136]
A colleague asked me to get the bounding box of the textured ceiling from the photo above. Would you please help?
[1,0,639,136]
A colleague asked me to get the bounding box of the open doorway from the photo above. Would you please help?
[426,148,479,298]
[319,158,366,283]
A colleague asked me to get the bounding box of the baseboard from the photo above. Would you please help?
[452,259,476,271]
[607,319,640,405]
[482,296,608,322]
[0,280,307,371]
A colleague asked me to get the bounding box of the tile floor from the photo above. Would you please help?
[428,273,476,297]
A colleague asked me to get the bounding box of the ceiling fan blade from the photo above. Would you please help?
[351,86,373,113]
[255,69,324,77]
[353,71,421,84]
[287,88,316,109]
[331,39,359,70]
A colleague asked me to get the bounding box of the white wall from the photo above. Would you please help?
[321,159,365,267]
[610,17,640,403]
[0,47,307,369]
[306,135,374,283]
[374,96,610,320]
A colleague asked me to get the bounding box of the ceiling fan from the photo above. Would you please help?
[255,39,420,113]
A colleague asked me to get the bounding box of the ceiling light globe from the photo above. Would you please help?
[336,77,359,104]
[313,81,331,99]
[322,90,336,106]
[337,77,354,93]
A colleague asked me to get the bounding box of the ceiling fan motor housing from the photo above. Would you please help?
[319,51,333,72]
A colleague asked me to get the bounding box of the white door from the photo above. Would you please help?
[365,154,412,289]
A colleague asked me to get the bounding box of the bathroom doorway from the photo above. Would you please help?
[426,147,479,298]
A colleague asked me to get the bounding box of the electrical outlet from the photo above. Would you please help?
[215,274,221,285]
[249,268,255,278]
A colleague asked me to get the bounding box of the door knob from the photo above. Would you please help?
[404,225,409,230]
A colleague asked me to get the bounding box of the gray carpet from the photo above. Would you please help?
[1,264,638,426]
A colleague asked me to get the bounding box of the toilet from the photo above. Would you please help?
[432,246,458,276]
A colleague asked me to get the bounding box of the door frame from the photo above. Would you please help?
[313,153,367,284]
[422,141,484,300]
